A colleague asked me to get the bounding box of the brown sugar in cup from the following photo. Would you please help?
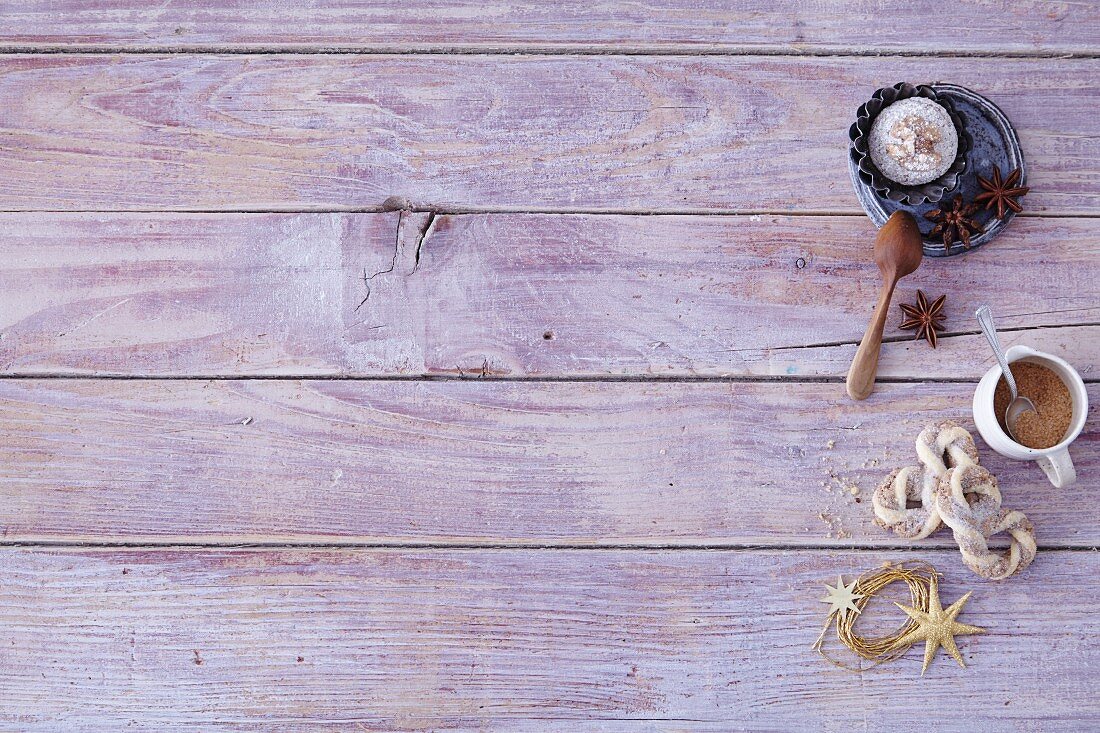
[994,362,1074,449]
[973,346,1087,488]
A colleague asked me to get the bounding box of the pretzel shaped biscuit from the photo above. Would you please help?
[936,464,1037,580]
[873,420,980,539]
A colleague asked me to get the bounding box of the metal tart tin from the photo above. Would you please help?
[849,82,971,206]
[848,83,1026,258]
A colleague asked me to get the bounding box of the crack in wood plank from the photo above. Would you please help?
[2,213,1095,378]
[355,210,405,311]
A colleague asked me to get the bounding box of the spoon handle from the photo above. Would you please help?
[846,278,896,401]
[976,305,1019,398]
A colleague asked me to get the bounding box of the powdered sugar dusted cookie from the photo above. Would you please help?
[873,420,979,539]
[935,464,1036,580]
[869,97,958,186]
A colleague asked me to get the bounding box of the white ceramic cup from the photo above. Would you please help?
[973,345,1089,488]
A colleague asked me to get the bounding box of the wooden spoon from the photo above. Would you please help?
[845,211,923,401]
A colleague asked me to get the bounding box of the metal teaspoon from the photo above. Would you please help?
[976,304,1036,442]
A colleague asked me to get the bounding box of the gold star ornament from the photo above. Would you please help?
[888,576,985,674]
[821,575,863,618]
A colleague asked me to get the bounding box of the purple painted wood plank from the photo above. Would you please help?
[2,213,1097,378]
[0,212,402,376]
[386,213,1100,379]
[3,1,1097,54]
[0,379,1094,545]
[1,547,1096,730]
[0,56,1096,213]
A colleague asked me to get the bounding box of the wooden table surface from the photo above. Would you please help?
[1,3,1098,731]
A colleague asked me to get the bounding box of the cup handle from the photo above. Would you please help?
[1037,448,1076,488]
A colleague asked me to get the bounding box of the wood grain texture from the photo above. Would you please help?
[0,212,403,376]
[1,547,1096,731]
[0,55,1097,213]
[1,379,1095,545]
[3,1,1098,54]
[3,213,1097,378]
[2,9,1096,729]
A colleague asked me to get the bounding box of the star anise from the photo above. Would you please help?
[925,195,984,252]
[899,289,946,348]
[974,166,1029,220]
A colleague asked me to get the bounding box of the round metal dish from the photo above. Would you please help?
[847,83,1025,257]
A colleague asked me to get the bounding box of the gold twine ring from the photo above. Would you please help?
[813,560,938,671]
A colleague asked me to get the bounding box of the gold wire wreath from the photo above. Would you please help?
[812,560,938,671]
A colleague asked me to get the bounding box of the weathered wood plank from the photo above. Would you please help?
[1,379,1095,545]
[372,213,1100,379]
[0,55,1097,213]
[1,547,1096,731]
[3,1,1098,54]
[0,212,403,376]
[2,213,1097,378]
